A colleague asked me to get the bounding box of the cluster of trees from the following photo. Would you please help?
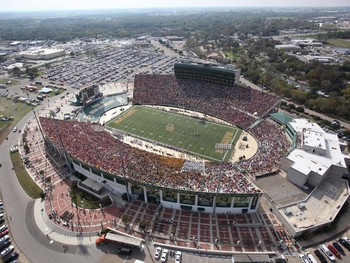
[11,66,39,79]
[0,10,318,42]
[235,37,350,121]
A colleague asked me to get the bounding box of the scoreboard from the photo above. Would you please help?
[76,84,101,105]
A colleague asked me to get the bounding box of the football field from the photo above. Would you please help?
[106,106,241,161]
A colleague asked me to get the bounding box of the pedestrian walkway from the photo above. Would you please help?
[20,117,295,254]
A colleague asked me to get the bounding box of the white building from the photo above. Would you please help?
[291,39,323,47]
[271,118,350,237]
[18,48,65,60]
[275,44,300,51]
[285,119,347,188]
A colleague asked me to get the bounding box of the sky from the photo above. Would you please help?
[1,0,350,11]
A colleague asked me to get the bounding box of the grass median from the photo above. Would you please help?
[10,152,43,199]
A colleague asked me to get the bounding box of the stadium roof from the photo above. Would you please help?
[270,112,293,125]
[81,178,104,193]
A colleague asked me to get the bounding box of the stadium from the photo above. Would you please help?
[39,62,290,214]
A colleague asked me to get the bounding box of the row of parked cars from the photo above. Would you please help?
[154,247,181,263]
[0,224,18,263]
[300,237,350,263]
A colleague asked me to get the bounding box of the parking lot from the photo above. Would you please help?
[44,44,179,89]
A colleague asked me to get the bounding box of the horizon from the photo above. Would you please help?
[1,0,350,12]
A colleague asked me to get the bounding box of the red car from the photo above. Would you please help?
[328,244,341,258]
[0,229,9,238]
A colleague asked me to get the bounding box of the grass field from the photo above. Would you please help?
[106,106,241,161]
[10,152,43,199]
[0,97,33,143]
[327,38,350,49]
[0,78,19,86]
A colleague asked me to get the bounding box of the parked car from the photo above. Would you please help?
[305,252,317,263]
[0,225,8,232]
[339,238,350,251]
[117,247,132,256]
[0,245,14,258]
[4,251,18,262]
[0,235,9,246]
[319,244,336,261]
[314,249,328,263]
[175,251,182,263]
[333,241,346,256]
[0,229,9,238]
[154,247,162,259]
[298,254,309,263]
[161,249,168,263]
[0,240,11,250]
[327,244,341,258]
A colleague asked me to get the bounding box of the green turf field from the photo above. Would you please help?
[106,106,241,161]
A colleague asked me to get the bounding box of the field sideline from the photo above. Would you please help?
[106,106,242,161]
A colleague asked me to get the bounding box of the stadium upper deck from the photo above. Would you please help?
[133,75,280,129]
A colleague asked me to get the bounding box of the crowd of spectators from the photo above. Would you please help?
[238,119,291,176]
[39,72,289,195]
[40,117,261,194]
[133,74,290,176]
[133,74,280,129]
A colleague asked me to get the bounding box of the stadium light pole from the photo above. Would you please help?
[213,143,231,214]
[25,89,45,141]
[49,110,73,174]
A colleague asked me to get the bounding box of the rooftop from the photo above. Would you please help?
[286,119,347,176]
[278,177,349,232]
[303,129,326,151]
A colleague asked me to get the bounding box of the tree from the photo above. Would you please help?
[290,89,308,105]
[26,67,39,79]
[295,106,305,113]
[138,220,148,232]
[122,215,130,225]
[12,67,21,77]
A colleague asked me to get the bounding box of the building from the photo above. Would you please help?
[304,55,335,63]
[291,39,323,47]
[275,44,300,51]
[267,118,350,238]
[18,48,65,60]
[9,41,24,52]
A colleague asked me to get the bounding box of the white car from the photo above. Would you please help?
[305,252,318,263]
[12,127,17,132]
[10,145,18,153]
[0,244,14,257]
[175,251,182,263]
[160,249,168,262]
[298,254,309,263]
[154,247,162,260]
[319,244,336,262]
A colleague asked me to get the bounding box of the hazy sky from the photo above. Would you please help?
[1,0,350,11]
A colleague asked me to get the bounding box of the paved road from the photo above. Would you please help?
[240,76,350,130]
[0,79,107,262]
